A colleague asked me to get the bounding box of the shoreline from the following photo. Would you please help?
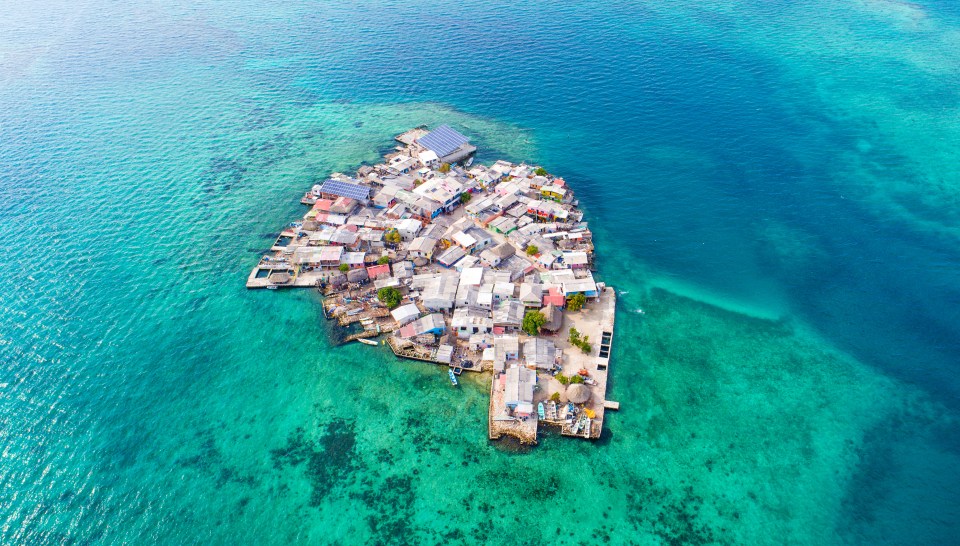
[248,124,618,445]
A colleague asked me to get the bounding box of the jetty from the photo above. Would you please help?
[248,124,617,446]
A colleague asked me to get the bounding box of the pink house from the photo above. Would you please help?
[366,264,391,280]
[542,287,565,308]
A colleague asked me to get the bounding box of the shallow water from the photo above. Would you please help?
[2,0,959,544]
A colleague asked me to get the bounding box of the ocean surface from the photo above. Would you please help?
[2,0,959,544]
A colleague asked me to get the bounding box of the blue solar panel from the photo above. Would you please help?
[319,179,370,201]
[418,125,469,158]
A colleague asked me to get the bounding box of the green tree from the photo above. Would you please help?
[534,167,548,177]
[438,163,451,173]
[338,263,350,273]
[521,310,546,336]
[525,245,539,256]
[579,343,592,354]
[567,293,586,312]
[377,286,403,309]
[555,373,570,385]
[384,229,401,245]
[460,192,472,204]
[377,255,391,265]
[570,374,584,384]
[568,327,581,345]
[549,392,561,403]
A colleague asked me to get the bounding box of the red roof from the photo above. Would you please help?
[543,287,565,307]
[366,264,391,279]
[492,326,505,335]
[553,178,566,187]
[313,199,334,211]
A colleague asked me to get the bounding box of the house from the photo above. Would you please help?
[372,186,399,209]
[435,344,455,364]
[416,125,476,164]
[388,154,419,174]
[407,237,438,260]
[494,336,520,371]
[413,177,464,214]
[398,313,446,338]
[540,184,567,202]
[561,272,599,299]
[395,218,422,241]
[523,338,557,370]
[493,300,525,332]
[459,266,484,287]
[468,333,493,352]
[366,263,391,280]
[561,251,590,270]
[492,282,515,303]
[479,242,516,268]
[451,230,478,252]
[518,283,543,308]
[455,284,479,308]
[392,260,415,279]
[454,255,480,271]
[341,252,366,269]
[469,229,495,252]
[477,283,494,310]
[436,245,466,268]
[390,303,421,326]
[503,365,535,415]
[421,274,460,312]
[452,307,493,339]
[418,149,440,169]
[542,286,566,308]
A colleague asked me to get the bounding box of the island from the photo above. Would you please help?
[247,125,618,445]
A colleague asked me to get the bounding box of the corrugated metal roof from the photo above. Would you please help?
[318,179,370,201]
[417,125,469,157]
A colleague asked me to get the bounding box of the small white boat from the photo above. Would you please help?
[356,338,379,346]
[266,285,278,290]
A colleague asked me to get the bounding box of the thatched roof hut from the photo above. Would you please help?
[566,383,591,404]
[347,268,369,283]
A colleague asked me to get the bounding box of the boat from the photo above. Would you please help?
[537,402,545,420]
[356,338,378,346]
[448,369,458,386]
[266,284,278,290]
[583,417,592,438]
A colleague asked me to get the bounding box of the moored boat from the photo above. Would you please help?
[448,369,458,386]
[356,338,378,346]
[537,402,545,420]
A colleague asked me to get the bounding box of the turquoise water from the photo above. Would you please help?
[2,0,959,544]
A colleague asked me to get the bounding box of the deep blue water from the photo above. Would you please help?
[2,0,959,544]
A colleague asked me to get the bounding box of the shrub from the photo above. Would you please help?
[525,245,539,256]
[521,310,546,336]
[376,287,402,309]
[384,229,401,244]
[579,343,592,354]
[570,375,584,384]
[534,167,548,177]
[549,392,561,403]
[567,293,586,312]
[377,255,391,265]
[438,163,451,173]
[555,373,570,385]
[338,263,350,273]
[568,327,581,345]
[460,192,472,204]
